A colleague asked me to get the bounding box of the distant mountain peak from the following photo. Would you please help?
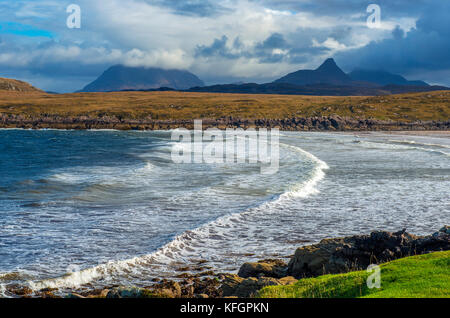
[78,65,204,92]
[317,58,340,72]
[274,58,352,86]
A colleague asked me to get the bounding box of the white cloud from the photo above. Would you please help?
[122,48,193,69]
[0,0,435,91]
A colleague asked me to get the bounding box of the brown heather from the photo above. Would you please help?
[0,90,448,129]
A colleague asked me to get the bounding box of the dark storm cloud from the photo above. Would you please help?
[256,33,288,50]
[150,0,230,17]
[336,1,450,84]
[254,0,430,17]
[195,36,239,59]
[196,31,329,65]
[196,33,290,61]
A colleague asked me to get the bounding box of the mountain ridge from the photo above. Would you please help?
[187,58,444,96]
[348,69,429,87]
[274,58,353,86]
[78,65,204,92]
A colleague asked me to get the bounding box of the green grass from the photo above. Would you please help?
[258,251,450,298]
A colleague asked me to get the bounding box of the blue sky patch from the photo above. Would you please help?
[0,21,53,38]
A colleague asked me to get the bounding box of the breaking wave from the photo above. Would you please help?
[25,143,329,293]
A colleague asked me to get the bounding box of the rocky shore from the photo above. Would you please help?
[1,113,449,131]
[5,226,449,298]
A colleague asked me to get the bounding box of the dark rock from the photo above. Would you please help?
[193,277,222,298]
[288,226,449,278]
[238,259,287,278]
[106,287,148,298]
[6,284,33,296]
[151,280,182,298]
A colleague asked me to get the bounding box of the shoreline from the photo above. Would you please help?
[0,90,449,132]
[1,116,449,131]
[1,127,449,296]
[3,226,449,298]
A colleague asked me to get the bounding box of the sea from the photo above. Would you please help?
[0,129,448,296]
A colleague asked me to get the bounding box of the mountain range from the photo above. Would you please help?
[272,58,430,87]
[187,58,448,96]
[76,58,446,96]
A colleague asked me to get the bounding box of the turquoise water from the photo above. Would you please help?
[0,130,448,295]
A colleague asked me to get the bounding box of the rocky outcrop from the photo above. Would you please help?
[221,226,450,297]
[288,226,450,278]
[237,259,287,279]
[1,113,449,131]
[8,226,448,298]
[103,276,223,299]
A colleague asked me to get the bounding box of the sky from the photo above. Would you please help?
[0,0,449,92]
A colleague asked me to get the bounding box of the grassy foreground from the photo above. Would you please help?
[258,251,450,298]
[0,90,449,122]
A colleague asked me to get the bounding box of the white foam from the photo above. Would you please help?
[388,139,450,150]
[278,143,329,199]
[26,142,329,292]
[358,140,450,156]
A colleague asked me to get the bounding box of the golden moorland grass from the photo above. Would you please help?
[0,90,449,122]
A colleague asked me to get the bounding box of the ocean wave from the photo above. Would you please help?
[357,140,450,156]
[387,139,450,149]
[278,143,329,199]
[25,142,329,293]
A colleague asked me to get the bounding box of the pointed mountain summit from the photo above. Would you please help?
[274,58,352,86]
[317,58,339,71]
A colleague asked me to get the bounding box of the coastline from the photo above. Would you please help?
[1,128,448,299]
[0,90,449,131]
[1,115,449,131]
[4,226,449,298]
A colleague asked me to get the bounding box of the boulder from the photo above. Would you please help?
[436,225,450,235]
[6,284,33,296]
[106,287,148,298]
[151,280,182,298]
[238,259,287,278]
[192,277,222,298]
[221,274,244,297]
